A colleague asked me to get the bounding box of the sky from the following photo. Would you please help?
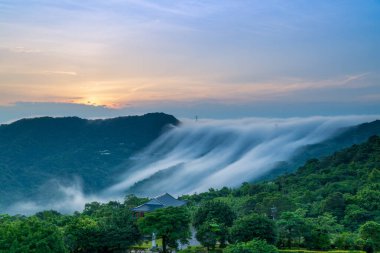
[0,0,380,121]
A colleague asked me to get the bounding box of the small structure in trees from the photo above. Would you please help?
[132,193,187,250]
[132,193,186,218]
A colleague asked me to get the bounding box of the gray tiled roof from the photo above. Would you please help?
[145,198,165,206]
[132,193,186,212]
[155,193,187,207]
[132,204,164,212]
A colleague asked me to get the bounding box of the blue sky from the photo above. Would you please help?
[0,0,379,120]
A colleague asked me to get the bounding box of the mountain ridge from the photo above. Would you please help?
[0,113,179,208]
[256,119,380,181]
[1,115,379,213]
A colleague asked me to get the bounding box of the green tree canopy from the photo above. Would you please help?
[195,219,228,249]
[138,206,191,253]
[64,216,99,253]
[224,239,279,253]
[322,192,346,220]
[229,213,278,244]
[64,202,141,253]
[277,209,309,248]
[0,216,67,253]
[304,213,342,250]
[193,200,236,228]
[359,221,380,253]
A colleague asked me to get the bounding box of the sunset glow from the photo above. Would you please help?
[0,0,379,119]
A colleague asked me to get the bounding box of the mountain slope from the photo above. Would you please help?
[1,116,379,213]
[0,113,179,207]
[265,135,380,228]
[183,135,380,230]
[258,120,380,180]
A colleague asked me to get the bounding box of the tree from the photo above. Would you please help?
[0,217,67,253]
[82,201,102,216]
[304,213,342,250]
[35,210,72,228]
[193,200,236,228]
[64,216,99,253]
[277,209,308,248]
[97,206,142,252]
[229,213,278,244]
[224,239,279,253]
[322,192,346,220]
[368,168,380,183]
[138,207,191,253]
[261,193,294,217]
[355,184,380,211]
[193,200,235,248]
[359,221,380,253]
[65,204,141,253]
[333,232,359,250]
[123,194,148,209]
[241,196,257,215]
[343,204,372,230]
[195,219,228,250]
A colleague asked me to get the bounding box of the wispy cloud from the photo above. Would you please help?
[42,71,78,76]
[123,0,223,18]
[104,72,373,105]
[125,0,191,16]
[8,46,42,53]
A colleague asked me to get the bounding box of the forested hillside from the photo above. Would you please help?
[184,135,380,229]
[179,135,380,251]
[1,116,379,212]
[261,120,380,180]
[0,135,379,253]
[0,113,179,207]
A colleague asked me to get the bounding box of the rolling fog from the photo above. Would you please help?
[106,115,377,196]
[6,115,379,214]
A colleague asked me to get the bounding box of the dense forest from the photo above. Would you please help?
[0,113,178,207]
[0,136,379,253]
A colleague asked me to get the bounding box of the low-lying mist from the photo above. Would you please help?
[5,115,379,215]
[105,115,378,196]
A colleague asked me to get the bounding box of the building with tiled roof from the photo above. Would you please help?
[132,193,186,217]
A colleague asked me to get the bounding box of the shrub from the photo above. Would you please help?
[224,239,279,253]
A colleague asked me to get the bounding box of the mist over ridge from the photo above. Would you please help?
[4,114,380,215]
[106,115,380,196]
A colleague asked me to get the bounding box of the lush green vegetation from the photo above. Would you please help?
[0,113,179,208]
[179,135,380,252]
[138,206,191,253]
[0,135,379,252]
[0,196,145,253]
[224,239,279,253]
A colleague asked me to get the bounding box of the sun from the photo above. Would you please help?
[71,96,118,109]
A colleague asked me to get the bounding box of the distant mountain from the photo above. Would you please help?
[258,120,380,181]
[0,113,179,207]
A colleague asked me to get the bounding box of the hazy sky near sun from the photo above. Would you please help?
[0,0,380,120]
